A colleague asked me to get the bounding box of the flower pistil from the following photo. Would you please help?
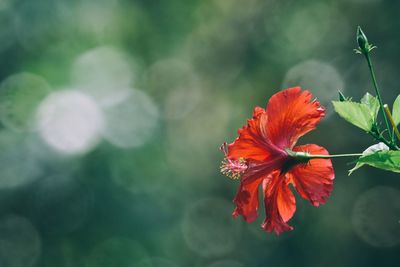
[220,142,248,179]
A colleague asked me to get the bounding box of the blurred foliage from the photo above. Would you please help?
[0,0,399,266]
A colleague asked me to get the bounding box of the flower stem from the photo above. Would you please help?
[285,149,363,160]
[364,53,393,140]
[369,127,398,150]
[307,153,363,159]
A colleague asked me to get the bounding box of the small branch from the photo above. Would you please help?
[383,104,400,142]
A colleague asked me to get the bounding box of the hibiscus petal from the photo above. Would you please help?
[289,144,335,206]
[232,177,261,223]
[232,158,285,222]
[261,171,296,235]
[228,107,282,161]
[266,87,325,149]
[277,180,296,222]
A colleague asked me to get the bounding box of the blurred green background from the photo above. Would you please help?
[0,0,399,266]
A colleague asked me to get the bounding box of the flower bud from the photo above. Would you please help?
[356,26,375,55]
[357,27,368,52]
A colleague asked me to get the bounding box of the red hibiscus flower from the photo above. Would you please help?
[220,87,334,235]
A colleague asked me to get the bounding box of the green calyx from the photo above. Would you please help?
[355,26,376,55]
[281,149,311,174]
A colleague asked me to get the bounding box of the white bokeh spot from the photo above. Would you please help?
[36,90,104,155]
[71,46,134,106]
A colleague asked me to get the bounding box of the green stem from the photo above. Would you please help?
[285,149,363,160]
[370,128,399,150]
[364,53,393,140]
[307,153,363,159]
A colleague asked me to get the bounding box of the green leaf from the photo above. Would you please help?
[361,93,379,120]
[392,95,400,126]
[332,101,374,131]
[349,143,389,175]
[349,149,400,175]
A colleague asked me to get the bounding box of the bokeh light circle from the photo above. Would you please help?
[282,60,344,116]
[102,89,159,148]
[352,186,400,247]
[182,197,241,258]
[30,174,93,236]
[76,0,121,42]
[0,72,50,132]
[35,90,104,155]
[0,131,43,189]
[109,147,170,194]
[0,0,12,12]
[207,259,245,267]
[263,3,351,59]
[71,46,134,106]
[346,0,381,3]
[0,215,41,267]
[135,257,179,267]
[165,95,232,179]
[145,58,202,121]
[13,0,73,50]
[0,7,15,53]
[86,237,148,267]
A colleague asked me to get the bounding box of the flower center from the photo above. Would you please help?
[219,142,248,179]
[220,157,248,179]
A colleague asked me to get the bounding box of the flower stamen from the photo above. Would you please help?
[219,142,248,179]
